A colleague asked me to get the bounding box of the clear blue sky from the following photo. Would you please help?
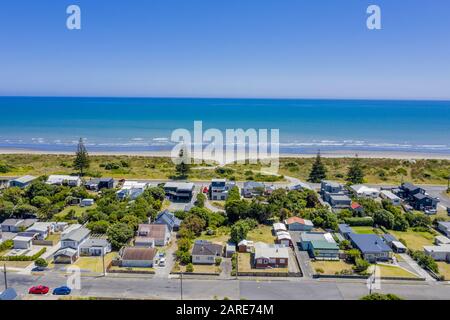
[0,0,449,99]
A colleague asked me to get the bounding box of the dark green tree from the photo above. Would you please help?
[308,151,327,183]
[107,222,134,250]
[346,155,364,184]
[175,147,191,178]
[73,138,90,176]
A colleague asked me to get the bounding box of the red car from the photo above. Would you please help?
[29,285,49,295]
[202,187,209,193]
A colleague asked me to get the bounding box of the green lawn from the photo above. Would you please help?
[197,226,231,245]
[375,264,419,279]
[389,229,435,251]
[72,252,117,273]
[54,204,97,220]
[352,226,380,235]
[311,260,354,275]
[247,225,275,243]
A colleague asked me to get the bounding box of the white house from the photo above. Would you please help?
[209,179,237,201]
[25,222,55,240]
[272,222,287,233]
[54,226,90,264]
[46,175,81,187]
[437,221,450,237]
[12,233,36,250]
[116,181,150,200]
[380,190,401,206]
[80,199,95,207]
[79,237,111,256]
[435,235,450,246]
[191,240,223,264]
[120,247,157,268]
[350,185,380,199]
[424,245,450,262]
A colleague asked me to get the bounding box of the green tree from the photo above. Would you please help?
[73,138,90,176]
[175,147,190,178]
[353,258,370,273]
[346,155,365,184]
[107,222,134,250]
[195,192,206,208]
[373,209,395,229]
[180,214,206,236]
[308,151,327,183]
[186,263,194,272]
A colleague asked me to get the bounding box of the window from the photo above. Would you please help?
[279,259,285,264]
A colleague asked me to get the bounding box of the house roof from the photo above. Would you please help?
[382,234,397,243]
[26,222,53,233]
[164,182,194,191]
[273,223,287,231]
[438,221,450,230]
[121,247,157,261]
[155,210,181,228]
[134,236,154,244]
[348,233,392,254]
[54,248,77,257]
[351,202,362,209]
[10,175,37,184]
[192,240,223,256]
[1,219,23,227]
[402,183,420,192]
[329,194,352,202]
[80,238,109,248]
[138,224,168,240]
[254,242,289,259]
[435,235,450,244]
[13,235,35,242]
[284,217,313,226]
[47,175,80,183]
[338,224,353,234]
[61,226,90,242]
[238,239,254,247]
[289,182,313,191]
[243,181,265,189]
[424,245,450,253]
[322,180,342,188]
[391,241,407,250]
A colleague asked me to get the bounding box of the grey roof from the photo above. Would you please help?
[164,182,195,191]
[348,233,392,254]
[1,219,23,227]
[402,183,421,192]
[244,181,265,189]
[192,241,223,256]
[254,242,289,259]
[155,210,181,229]
[329,194,351,201]
[438,221,450,230]
[10,175,37,184]
[54,248,77,257]
[61,226,90,242]
[322,180,342,188]
[80,238,109,248]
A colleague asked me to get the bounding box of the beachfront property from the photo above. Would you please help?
[349,185,380,199]
[117,180,150,200]
[380,190,401,206]
[85,178,114,191]
[242,181,266,198]
[396,182,439,213]
[299,232,339,260]
[191,240,223,265]
[209,179,237,201]
[348,233,392,263]
[46,175,82,187]
[8,175,37,189]
[163,182,195,201]
[253,242,289,269]
[284,217,314,232]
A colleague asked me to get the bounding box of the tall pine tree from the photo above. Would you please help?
[175,147,190,178]
[73,138,90,176]
[308,151,327,183]
[346,154,364,184]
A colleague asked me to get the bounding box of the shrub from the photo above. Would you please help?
[35,258,48,268]
[353,258,370,274]
[343,217,374,227]
[315,268,324,274]
[361,293,402,300]
[215,257,222,266]
[186,263,194,272]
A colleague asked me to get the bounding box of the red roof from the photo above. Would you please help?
[285,216,306,225]
[351,202,362,209]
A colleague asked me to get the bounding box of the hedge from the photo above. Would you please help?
[343,217,374,226]
[0,247,47,261]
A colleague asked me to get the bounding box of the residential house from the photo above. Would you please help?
[284,217,314,231]
[321,180,352,209]
[238,240,254,253]
[134,237,155,248]
[338,224,354,239]
[382,234,407,253]
[12,232,37,250]
[80,199,95,207]
[163,182,195,201]
[25,222,55,240]
[46,175,81,187]
[61,224,82,237]
[9,175,37,188]
[398,183,438,212]
[79,237,111,256]
[437,221,450,237]
[137,224,170,246]
[154,210,181,232]
[253,242,289,268]
[424,245,450,262]
[272,222,287,233]
[191,240,223,264]
[328,194,352,209]
[242,181,266,198]
[84,178,114,191]
[350,202,364,215]
[209,179,237,201]
[435,235,450,246]
[225,243,236,258]
[380,190,401,206]
[350,185,380,199]
[299,232,339,260]
[54,226,91,264]
[1,219,36,233]
[321,180,344,194]
[275,231,293,247]
[289,182,313,191]
[348,233,392,263]
[119,247,157,268]
[116,181,149,201]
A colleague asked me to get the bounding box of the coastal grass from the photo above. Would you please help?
[0,154,449,185]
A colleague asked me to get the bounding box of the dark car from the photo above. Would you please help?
[447,207,450,216]
[52,286,71,295]
[28,285,49,295]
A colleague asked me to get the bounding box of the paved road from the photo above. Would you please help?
[3,272,450,300]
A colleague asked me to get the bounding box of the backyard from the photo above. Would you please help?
[247,225,275,243]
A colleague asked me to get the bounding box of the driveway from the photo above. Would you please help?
[399,253,435,282]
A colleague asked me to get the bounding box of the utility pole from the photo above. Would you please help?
[3,264,7,290]
[102,251,106,276]
[180,272,183,300]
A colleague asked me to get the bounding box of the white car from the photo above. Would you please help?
[159,258,166,267]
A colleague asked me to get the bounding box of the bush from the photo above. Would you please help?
[0,240,14,252]
[353,258,370,274]
[186,263,194,273]
[343,217,374,227]
[35,258,48,268]
[361,293,402,300]
[315,268,324,274]
[215,257,222,266]
[411,250,439,274]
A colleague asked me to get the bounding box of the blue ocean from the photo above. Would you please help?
[0,97,449,155]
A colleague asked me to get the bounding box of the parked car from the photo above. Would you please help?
[425,208,437,215]
[52,286,71,295]
[159,257,166,267]
[447,207,450,216]
[203,187,208,193]
[28,285,49,295]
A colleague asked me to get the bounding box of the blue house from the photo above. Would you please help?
[338,224,354,240]
[155,210,181,232]
[348,233,392,263]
